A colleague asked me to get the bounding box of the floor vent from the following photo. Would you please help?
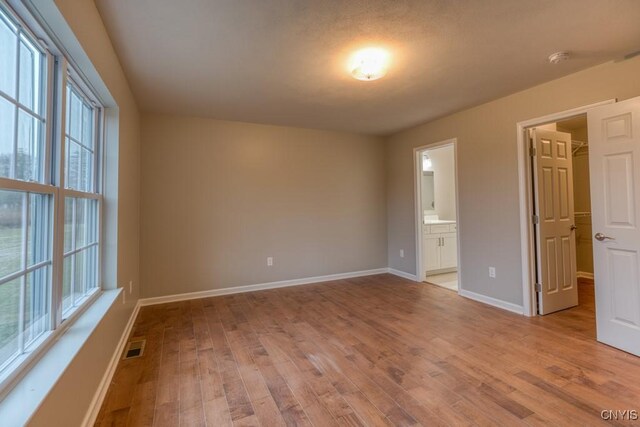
[123,339,146,359]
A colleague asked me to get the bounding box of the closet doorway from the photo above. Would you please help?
[528,115,594,316]
[414,139,462,292]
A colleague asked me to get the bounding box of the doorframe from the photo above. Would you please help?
[516,99,615,316]
[414,138,462,292]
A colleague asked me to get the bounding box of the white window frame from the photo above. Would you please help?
[0,0,104,398]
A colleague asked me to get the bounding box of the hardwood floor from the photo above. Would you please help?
[95,274,640,426]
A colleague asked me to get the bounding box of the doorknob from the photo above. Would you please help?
[595,232,615,241]
[570,224,577,231]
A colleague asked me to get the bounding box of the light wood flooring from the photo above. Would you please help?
[95,274,640,426]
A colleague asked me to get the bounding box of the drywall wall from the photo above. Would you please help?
[23,0,140,425]
[427,145,456,220]
[141,115,387,298]
[387,56,640,307]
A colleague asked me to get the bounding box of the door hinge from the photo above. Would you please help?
[535,283,542,292]
[529,144,537,157]
[532,214,539,225]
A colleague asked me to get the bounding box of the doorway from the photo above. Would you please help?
[518,98,640,357]
[414,139,461,292]
[528,115,592,316]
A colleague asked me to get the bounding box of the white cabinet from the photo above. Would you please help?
[423,223,457,273]
[424,235,441,271]
[440,233,458,269]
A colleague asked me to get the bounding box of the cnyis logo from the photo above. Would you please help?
[600,410,639,421]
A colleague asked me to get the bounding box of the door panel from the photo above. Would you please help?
[604,153,635,227]
[533,129,578,314]
[588,97,640,356]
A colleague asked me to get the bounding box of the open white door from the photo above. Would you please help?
[532,129,578,315]
[588,97,640,356]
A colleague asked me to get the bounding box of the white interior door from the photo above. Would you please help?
[533,129,578,315]
[588,97,640,356]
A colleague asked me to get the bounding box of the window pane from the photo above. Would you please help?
[0,11,16,98]
[63,246,99,311]
[62,255,72,313]
[68,89,82,141]
[65,82,96,193]
[27,193,50,267]
[65,197,98,252]
[63,198,72,253]
[16,109,43,182]
[24,265,49,346]
[65,140,93,192]
[63,197,99,312]
[82,104,93,148]
[74,197,85,247]
[86,245,98,292]
[0,97,16,179]
[72,246,98,303]
[0,278,20,368]
[73,249,84,303]
[66,138,79,190]
[18,37,42,114]
[79,146,93,192]
[0,189,24,279]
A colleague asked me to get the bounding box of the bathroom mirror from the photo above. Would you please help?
[422,171,435,212]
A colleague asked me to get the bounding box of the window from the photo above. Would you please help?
[62,80,101,317]
[0,3,103,388]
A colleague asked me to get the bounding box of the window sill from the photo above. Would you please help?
[0,288,121,426]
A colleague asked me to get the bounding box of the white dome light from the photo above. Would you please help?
[548,51,570,64]
[350,48,390,81]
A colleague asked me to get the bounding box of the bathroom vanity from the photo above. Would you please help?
[423,219,457,273]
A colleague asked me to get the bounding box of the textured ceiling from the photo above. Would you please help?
[95,0,640,135]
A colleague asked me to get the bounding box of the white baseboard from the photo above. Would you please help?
[138,268,389,306]
[81,301,141,427]
[577,271,594,280]
[458,289,524,315]
[387,268,419,282]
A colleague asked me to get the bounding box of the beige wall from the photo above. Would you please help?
[27,0,140,425]
[141,115,386,298]
[387,57,640,306]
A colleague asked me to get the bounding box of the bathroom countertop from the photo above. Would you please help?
[424,219,456,225]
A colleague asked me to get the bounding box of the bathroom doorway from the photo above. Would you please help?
[414,139,461,292]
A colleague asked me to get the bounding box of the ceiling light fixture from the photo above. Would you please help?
[350,47,390,81]
[548,51,570,64]
[422,154,432,171]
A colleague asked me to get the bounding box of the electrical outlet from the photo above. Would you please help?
[400,249,404,258]
[489,267,496,278]
[267,257,274,267]
[129,280,133,294]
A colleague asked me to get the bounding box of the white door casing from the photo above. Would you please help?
[588,97,640,356]
[533,129,579,315]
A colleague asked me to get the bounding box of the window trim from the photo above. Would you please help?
[0,0,105,399]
